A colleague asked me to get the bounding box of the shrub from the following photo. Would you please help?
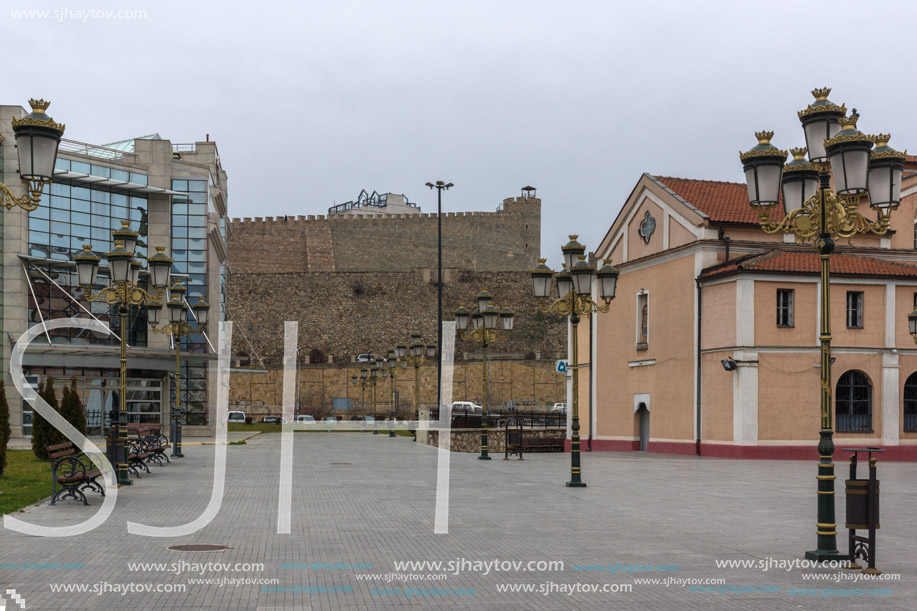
[0,381,10,476]
[59,378,87,437]
[31,378,64,460]
[244,416,253,424]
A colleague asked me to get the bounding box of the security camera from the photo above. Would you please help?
[721,358,737,372]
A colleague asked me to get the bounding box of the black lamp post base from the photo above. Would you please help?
[118,477,133,486]
[478,454,491,460]
[805,549,849,562]
[389,431,395,438]
[566,480,587,488]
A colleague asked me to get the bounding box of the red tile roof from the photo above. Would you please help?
[651,175,782,225]
[700,250,917,280]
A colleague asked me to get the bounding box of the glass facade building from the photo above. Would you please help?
[1,114,230,438]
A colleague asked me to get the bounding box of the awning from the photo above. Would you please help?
[53,169,185,195]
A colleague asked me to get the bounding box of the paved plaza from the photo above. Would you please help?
[1,433,916,610]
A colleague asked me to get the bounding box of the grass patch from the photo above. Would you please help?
[394,430,415,437]
[0,450,52,515]
[228,422,284,433]
[228,440,247,445]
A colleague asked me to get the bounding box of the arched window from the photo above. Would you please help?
[904,372,917,432]
[836,370,872,433]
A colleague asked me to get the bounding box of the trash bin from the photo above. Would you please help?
[842,447,883,575]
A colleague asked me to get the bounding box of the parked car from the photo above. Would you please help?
[322,417,339,422]
[450,401,482,414]
[294,415,315,423]
[551,403,567,413]
[262,416,282,424]
[350,416,374,422]
[228,411,246,423]
[356,353,375,363]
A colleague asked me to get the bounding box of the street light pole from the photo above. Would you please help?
[740,89,904,561]
[75,232,174,486]
[530,238,619,487]
[150,280,209,459]
[426,181,453,414]
[454,292,514,460]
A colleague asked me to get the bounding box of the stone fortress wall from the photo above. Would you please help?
[226,194,567,409]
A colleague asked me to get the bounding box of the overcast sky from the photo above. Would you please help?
[6,0,916,267]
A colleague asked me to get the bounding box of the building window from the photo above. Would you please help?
[846,291,864,329]
[777,289,794,327]
[836,370,872,433]
[636,292,648,349]
[904,373,917,432]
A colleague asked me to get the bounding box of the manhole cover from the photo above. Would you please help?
[168,544,229,552]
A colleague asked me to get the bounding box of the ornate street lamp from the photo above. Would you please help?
[399,332,436,435]
[370,359,380,434]
[740,88,901,562]
[455,289,514,460]
[1,99,65,212]
[150,279,209,458]
[908,308,917,341]
[387,350,399,437]
[530,237,619,487]
[74,231,172,486]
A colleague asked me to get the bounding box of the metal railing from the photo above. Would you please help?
[58,138,139,162]
[904,411,917,433]
[836,411,873,433]
[430,408,566,429]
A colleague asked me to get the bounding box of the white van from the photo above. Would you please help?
[228,411,246,423]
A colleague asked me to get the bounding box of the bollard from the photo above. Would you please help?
[842,447,883,575]
[174,415,184,458]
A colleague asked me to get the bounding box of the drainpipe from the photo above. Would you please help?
[695,277,703,456]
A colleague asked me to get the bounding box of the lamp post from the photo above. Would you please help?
[454,290,515,460]
[387,350,398,437]
[73,226,173,486]
[370,358,382,434]
[1,99,64,212]
[740,88,904,562]
[530,237,619,487]
[425,180,453,414]
[353,371,368,430]
[395,333,437,433]
[149,278,209,458]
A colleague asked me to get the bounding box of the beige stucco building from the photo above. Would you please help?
[580,172,917,460]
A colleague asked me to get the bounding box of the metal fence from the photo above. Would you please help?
[836,411,872,433]
[430,408,566,429]
[904,411,917,433]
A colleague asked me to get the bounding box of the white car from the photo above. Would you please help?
[550,403,567,413]
[228,411,246,423]
[450,401,482,414]
[294,415,315,423]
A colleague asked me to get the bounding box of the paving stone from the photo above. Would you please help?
[0,433,913,610]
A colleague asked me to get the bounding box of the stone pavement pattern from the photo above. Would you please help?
[1,432,915,610]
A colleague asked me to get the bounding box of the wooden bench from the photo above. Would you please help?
[46,442,105,506]
[126,424,171,466]
[521,437,565,453]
